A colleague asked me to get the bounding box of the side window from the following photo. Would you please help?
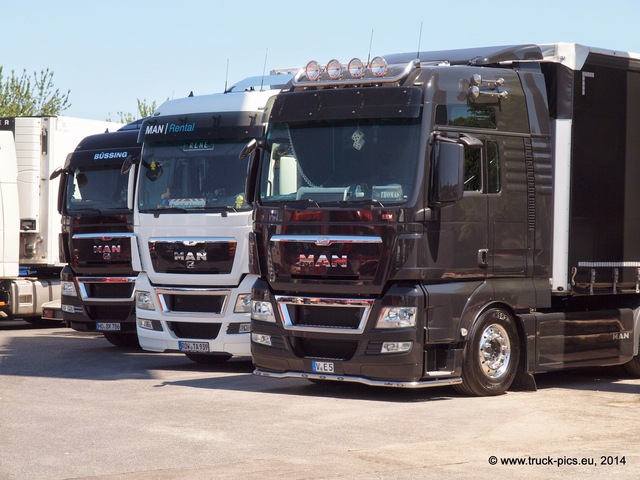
[463,148,482,192]
[462,140,501,194]
[486,140,500,193]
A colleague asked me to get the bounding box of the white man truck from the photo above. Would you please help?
[1,116,123,322]
[130,74,292,363]
[245,43,640,396]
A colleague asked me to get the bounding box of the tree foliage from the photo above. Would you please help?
[109,98,162,123]
[0,67,71,116]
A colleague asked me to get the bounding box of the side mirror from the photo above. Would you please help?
[49,166,64,180]
[431,141,464,206]
[121,154,134,175]
[239,138,258,159]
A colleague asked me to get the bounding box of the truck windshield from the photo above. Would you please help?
[138,139,250,213]
[259,118,421,205]
[66,164,128,212]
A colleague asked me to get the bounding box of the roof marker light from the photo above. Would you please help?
[305,61,322,81]
[347,58,364,78]
[369,56,388,77]
[326,59,343,80]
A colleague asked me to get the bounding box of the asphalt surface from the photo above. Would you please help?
[1,320,639,480]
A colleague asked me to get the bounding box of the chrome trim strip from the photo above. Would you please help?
[253,370,462,388]
[76,276,137,302]
[271,235,382,246]
[275,295,373,334]
[154,287,230,318]
[148,237,236,244]
[72,233,135,240]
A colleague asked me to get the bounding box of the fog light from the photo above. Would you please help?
[138,319,154,330]
[381,341,412,353]
[239,323,251,333]
[61,304,75,313]
[252,333,272,346]
[61,281,77,297]
[234,294,252,313]
[136,291,154,311]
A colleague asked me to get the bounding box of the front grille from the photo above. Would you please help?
[86,305,133,321]
[291,338,358,360]
[286,304,363,329]
[168,322,221,339]
[83,282,134,299]
[276,296,373,334]
[160,293,227,314]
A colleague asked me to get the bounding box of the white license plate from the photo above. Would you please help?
[312,361,334,373]
[179,341,210,353]
[96,322,121,331]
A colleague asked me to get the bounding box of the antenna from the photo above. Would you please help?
[260,49,268,91]
[416,22,423,60]
[224,58,229,93]
[367,29,374,65]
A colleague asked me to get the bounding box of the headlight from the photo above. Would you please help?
[251,300,275,322]
[61,281,77,297]
[135,291,154,311]
[376,307,417,328]
[234,294,252,313]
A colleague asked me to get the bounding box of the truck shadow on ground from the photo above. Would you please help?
[2,325,638,399]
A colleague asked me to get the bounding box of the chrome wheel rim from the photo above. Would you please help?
[478,323,511,379]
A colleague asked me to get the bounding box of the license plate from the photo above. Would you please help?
[312,361,334,373]
[179,341,210,353]
[96,322,121,331]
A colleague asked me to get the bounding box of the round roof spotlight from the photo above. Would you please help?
[369,56,388,77]
[326,59,343,80]
[347,58,364,78]
[305,61,322,81]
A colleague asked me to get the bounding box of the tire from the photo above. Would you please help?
[624,355,640,377]
[185,353,232,364]
[103,332,140,348]
[454,307,520,396]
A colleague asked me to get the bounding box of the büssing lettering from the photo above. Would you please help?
[298,254,347,268]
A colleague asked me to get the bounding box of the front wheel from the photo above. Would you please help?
[624,355,640,376]
[454,308,520,396]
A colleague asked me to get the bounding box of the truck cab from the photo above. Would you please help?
[53,121,142,346]
[247,45,640,395]
[132,73,293,363]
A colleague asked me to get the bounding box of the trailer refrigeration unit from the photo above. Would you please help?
[50,121,142,346]
[130,73,293,363]
[244,43,640,395]
[0,116,123,322]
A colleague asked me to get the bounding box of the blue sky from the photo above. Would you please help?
[2,0,639,121]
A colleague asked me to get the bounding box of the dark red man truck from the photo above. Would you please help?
[51,121,142,346]
[244,43,640,395]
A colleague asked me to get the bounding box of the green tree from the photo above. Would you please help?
[108,98,163,123]
[0,67,71,116]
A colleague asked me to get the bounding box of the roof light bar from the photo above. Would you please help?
[293,56,417,87]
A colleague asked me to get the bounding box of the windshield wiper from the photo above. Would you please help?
[336,199,386,207]
[279,198,321,209]
[68,207,103,214]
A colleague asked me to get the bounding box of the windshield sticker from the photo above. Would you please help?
[169,198,206,209]
[372,184,404,201]
[184,140,214,151]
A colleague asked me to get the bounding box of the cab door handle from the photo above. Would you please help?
[478,249,488,267]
